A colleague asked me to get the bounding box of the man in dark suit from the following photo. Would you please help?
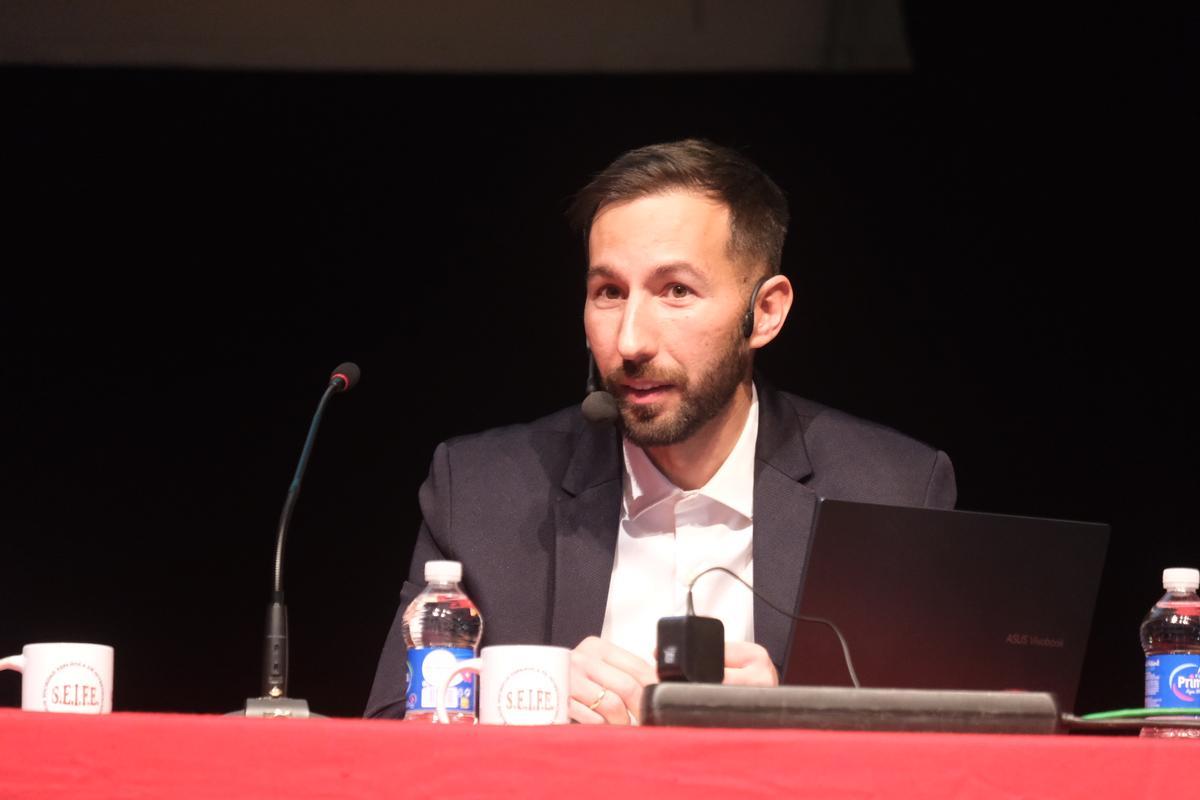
[366,140,955,722]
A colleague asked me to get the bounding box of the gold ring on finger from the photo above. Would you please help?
[586,689,608,711]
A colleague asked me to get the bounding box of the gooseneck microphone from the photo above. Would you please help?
[235,362,360,719]
[581,350,619,424]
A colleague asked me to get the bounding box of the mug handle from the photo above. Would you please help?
[0,655,24,673]
[434,658,481,724]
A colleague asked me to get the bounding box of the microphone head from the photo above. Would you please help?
[582,390,619,424]
[330,362,361,392]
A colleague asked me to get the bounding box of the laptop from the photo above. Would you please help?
[781,499,1109,713]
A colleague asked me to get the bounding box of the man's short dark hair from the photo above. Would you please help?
[568,139,789,278]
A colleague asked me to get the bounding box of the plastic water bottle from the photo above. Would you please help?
[402,560,483,723]
[1140,567,1200,738]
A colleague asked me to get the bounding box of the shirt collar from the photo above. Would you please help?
[622,383,759,522]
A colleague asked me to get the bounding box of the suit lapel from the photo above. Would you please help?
[752,381,817,668]
[549,420,623,649]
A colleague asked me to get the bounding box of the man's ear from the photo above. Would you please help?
[746,275,793,350]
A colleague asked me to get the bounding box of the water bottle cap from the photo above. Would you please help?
[424,560,462,583]
[1163,567,1200,591]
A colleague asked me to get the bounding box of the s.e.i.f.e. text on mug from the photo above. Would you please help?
[0,642,114,713]
[436,645,570,725]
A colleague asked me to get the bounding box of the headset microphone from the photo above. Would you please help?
[581,348,620,424]
[741,276,771,339]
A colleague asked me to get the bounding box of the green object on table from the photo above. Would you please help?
[1080,707,1200,720]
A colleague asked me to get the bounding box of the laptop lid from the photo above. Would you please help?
[781,499,1109,712]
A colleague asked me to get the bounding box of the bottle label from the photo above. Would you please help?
[406,647,476,716]
[1145,654,1200,707]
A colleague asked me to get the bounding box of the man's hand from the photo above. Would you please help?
[722,641,778,686]
[569,636,658,725]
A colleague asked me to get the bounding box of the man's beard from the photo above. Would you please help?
[604,326,751,448]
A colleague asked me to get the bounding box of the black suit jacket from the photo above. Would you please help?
[365,381,955,718]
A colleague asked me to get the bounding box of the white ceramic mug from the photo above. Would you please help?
[0,642,114,714]
[436,645,570,725]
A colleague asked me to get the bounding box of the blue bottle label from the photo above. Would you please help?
[1145,654,1200,707]
[406,647,476,715]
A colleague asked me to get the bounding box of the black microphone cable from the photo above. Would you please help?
[687,566,861,688]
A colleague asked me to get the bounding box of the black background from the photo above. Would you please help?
[0,7,1194,718]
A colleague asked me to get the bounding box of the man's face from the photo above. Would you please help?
[583,189,754,447]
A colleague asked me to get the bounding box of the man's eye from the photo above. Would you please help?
[596,285,622,300]
[668,284,692,299]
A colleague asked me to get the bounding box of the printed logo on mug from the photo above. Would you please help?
[436,645,570,725]
[0,643,114,714]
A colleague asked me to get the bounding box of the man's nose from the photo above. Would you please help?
[616,296,658,364]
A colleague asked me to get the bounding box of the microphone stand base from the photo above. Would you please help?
[227,696,325,718]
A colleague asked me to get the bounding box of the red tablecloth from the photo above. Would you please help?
[0,708,1191,799]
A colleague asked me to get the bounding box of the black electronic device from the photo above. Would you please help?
[642,500,1108,731]
[784,499,1109,713]
[657,616,725,683]
[642,684,1062,734]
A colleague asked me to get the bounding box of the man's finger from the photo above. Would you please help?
[579,657,645,721]
[571,637,657,723]
[723,640,767,667]
[599,647,658,687]
[571,656,636,725]
[577,636,658,685]
[722,641,779,687]
[569,697,607,724]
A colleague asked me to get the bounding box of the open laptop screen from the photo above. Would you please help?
[782,499,1109,712]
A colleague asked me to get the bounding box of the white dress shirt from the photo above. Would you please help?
[600,385,758,666]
